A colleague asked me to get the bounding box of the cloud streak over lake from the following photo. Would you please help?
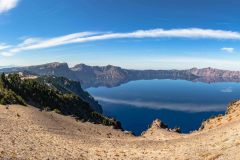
[94,96,226,113]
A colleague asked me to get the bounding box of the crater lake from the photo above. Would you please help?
[87,79,240,135]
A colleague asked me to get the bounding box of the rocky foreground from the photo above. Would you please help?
[1,101,240,159]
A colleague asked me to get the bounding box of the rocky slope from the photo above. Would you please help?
[199,100,240,131]
[0,100,240,159]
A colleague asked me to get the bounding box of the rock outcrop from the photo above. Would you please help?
[141,119,182,140]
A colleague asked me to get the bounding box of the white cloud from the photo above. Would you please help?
[0,0,19,14]
[0,43,11,50]
[0,32,99,56]
[18,38,42,47]
[67,28,240,45]
[0,51,13,56]
[221,47,235,53]
[21,32,99,50]
[1,28,240,56]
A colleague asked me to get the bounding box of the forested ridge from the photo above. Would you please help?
[37,76,103,113]
[0,73,121,129]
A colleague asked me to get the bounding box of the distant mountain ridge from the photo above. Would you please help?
[0,65,18,69]
[1,62,240,88]
[190,67,240,78]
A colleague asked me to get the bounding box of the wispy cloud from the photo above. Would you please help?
[221,47,235,53]
[1,28,240,56]
[0,0,19,14]
[95,96,225,113]
[221,87,233,93]
[0,43,11,50]
[0,32,99,56]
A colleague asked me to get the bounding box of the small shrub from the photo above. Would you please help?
[53,108,61,114]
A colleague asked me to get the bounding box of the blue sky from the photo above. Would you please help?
[0,0,240,70]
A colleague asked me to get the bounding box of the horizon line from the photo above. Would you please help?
[1,61,239,72]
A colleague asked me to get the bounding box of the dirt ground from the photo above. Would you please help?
[0,102,240,160]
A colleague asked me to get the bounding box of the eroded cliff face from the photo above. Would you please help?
[141,100,240,141]
[199,100,240,131]
[189,67,240,78]
[37,76,103,113]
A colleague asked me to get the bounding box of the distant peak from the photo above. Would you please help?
[73,63,89,67]
[72,64,121,70]
[190,67,198,70]
[27,62,67,67]
[106,64,114,67]
[45,62,68,67]
[205,67,214,70]
[50,62,68,66]
[104,64,121,69]
[72,63,91,70]
[190,67,219,71]
[24,62,69,70]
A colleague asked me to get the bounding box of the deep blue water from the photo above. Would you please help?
[87,79,240,135]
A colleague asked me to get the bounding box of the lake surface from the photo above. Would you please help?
[87,79,240,135]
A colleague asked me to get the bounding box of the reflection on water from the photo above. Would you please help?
[82,75,240,89]
[87,79,240,135]
[94,96,225,112]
